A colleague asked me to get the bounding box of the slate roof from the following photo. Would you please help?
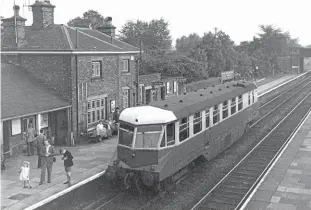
[1,63,71,120]
[2,24,139,52]
[150,81,257,119]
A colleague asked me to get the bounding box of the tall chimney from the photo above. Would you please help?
[1,5,27,49]
[30,0,55,28]
[97,17,116,38]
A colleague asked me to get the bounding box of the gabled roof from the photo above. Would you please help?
[2,24,140,53]
[150,81,257,119]
[1,63,71,120]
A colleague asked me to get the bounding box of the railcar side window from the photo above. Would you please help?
[119,122,134,147]
[238,95,243,111]
[213,105,219,125]
[193,112,202,134]
[205,109,210,128]
[179,117,189,142]
[222,101,228,119]
[231,97,236,114]
[252,91,255,103]
[167,122,175,146]
[135,125,162,148]
[248,92,251,105]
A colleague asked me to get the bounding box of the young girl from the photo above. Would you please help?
[19,161,32,188]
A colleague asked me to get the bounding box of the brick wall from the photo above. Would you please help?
[32,6,54,28]
[20,55,72,101]
[1,20,26,49]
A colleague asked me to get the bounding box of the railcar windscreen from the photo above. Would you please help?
[135,125,162,149]
[119,122,134,147]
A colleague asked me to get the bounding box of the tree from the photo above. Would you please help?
[176,33,202,54]
[67,10,104,28]
[189,29,236,77]
[119,18,172,53]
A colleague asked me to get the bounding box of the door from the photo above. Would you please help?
[55,110,68,146]
[146,89,151,104]
[3,121,11,154]
[161,86,165,100]
[22,116,36,134]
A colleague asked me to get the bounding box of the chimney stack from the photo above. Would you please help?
[1,5,27,49]
[97,17,116,38]
[30,0,55,28]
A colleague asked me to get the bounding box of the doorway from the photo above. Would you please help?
[3,121,11,154]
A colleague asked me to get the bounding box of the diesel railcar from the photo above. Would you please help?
[104,80,259,192]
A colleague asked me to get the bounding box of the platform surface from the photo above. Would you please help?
[244,112,311,210]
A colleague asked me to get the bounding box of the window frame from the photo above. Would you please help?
[122,88,130,109]
[87,97,106,125]
[193,111,202,134]
[222,100,229,119]
[238,95,243,111]
[205,109,210,128]
[248,92,251,105]
[122,59,130,72]
[91,61,102,78]
[213,104,220,125]
[179,117,189,142]
[231,97,236,115]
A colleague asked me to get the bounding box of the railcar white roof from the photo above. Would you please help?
[119,106,177,125]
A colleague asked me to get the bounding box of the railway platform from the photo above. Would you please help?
[0,137,117,210]
[0,72,308,210]
[243,111,311,210]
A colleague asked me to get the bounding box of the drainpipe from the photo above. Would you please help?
[75,28,79,146]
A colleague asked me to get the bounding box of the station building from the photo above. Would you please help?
[1,0,140,156]
[138,73,186,105]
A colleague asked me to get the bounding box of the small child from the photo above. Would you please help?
[60,148,74,187]
[19,161,32,188]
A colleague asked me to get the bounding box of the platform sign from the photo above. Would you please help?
[221,70,234,81]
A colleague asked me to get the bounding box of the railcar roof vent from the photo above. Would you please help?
[194,90,197,92]
[135,119,138,122]
[212,85,215,87]
[179,100,183,103]
[210,91,213,94]
[227,86,229,88]
[164,104,168,107]
[233,83,246,88]
[200,93,203,96]
[219,88,222,91]
[184,92,186,95]
[203,87,206,89]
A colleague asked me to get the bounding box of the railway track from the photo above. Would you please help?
[190,88,311,209]
[82,76,311,210]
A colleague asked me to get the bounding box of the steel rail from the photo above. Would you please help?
[190,83,311,210]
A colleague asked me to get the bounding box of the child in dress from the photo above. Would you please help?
[19,161,32,188]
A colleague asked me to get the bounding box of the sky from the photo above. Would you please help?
[1,0,311,46]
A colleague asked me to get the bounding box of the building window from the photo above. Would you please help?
[92,61,102,77]
[87,97,106,124]
[179,117,189,142]
[122,59,130,72]
[193,111,202,134]
[222,100,228,119]
[123,89,130,108]
[11,118,21,136]
[238,95,243,111]
[205,109,210,128]
[173,81,177,93]
[231,97,236,115]
[167,122,175,146]
[248,92,251,105]
[213,104,219,125]
[166,82,170,94]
